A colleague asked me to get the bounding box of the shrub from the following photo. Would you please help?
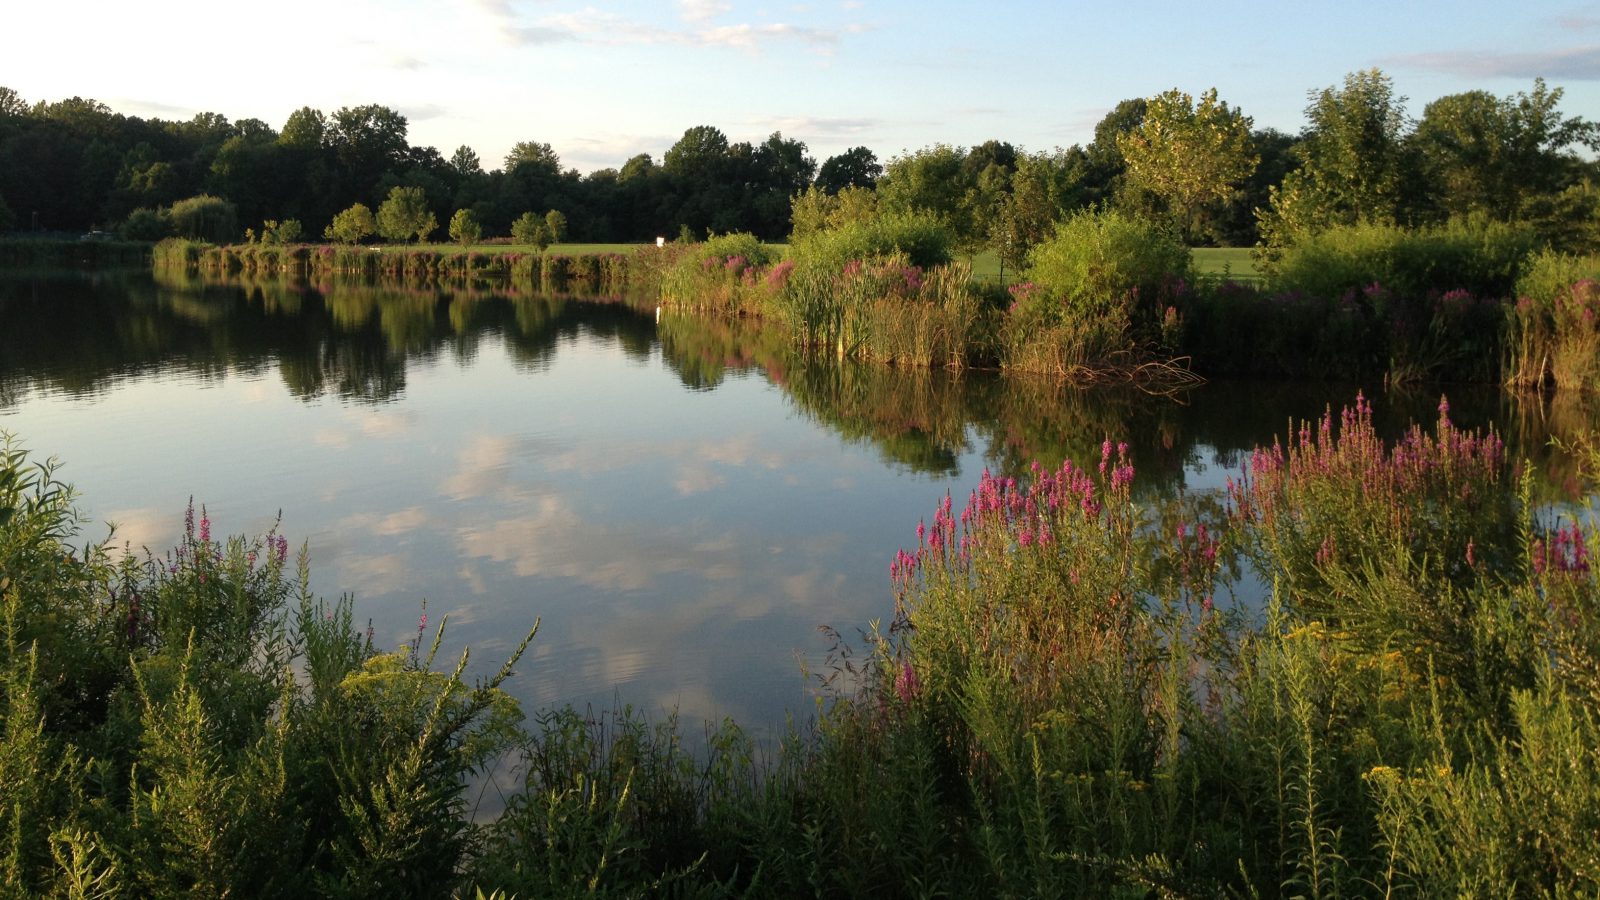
[658,232,778,314]
[119,207,168,242]
[788,210,952,272]
[1003,209,1190,374]
[166,194,237,244]
[1268,217,1536,302]
[0,438,534,895]
[1507,251,1600,390]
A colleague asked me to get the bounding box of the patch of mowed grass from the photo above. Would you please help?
[1190,246,1259,279]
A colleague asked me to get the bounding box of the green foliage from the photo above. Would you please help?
[0,191,13,231]
[658,232,777,314]
[260,218,302,245]
[1506,251,1600,390]
[1258,68,1412,250]
[1008,209,1190,372]
[0,437,534,897]
[789,184,879,240]
[788,209,953,271]
[119,207,167,241]
[324,203,375,244]
[166,194,238,243]
[1118,87,1258,243]
[510,212,549,249]
[376,186,436,244]
[543,209,567,244]
[1267,216,1536,299]
[1413,79,1598,223]
[448,208,482,247]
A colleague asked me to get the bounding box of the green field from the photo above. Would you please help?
[963,246,1261,283]
[1190,246,1261,278]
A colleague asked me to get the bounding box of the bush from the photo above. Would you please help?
[1003,209,1190,373]
[788,210,952,272]
[0,438,534,896]
[658,232,778,314]
[119,207,168,242]
[166,194,237,244]
[1507,251,1600,390]
[1267,216,1537,301]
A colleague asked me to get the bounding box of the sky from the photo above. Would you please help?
[6,0,1600,174]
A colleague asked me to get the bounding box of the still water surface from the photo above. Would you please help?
[1,270,1588,736]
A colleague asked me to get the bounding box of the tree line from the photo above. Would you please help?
[0,70,1595,252]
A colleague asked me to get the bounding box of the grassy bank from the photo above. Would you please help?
[150,217,1600,391]
[0,236,151,268]
[4,396,1598,896]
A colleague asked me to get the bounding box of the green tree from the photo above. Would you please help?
[1083,98,1148,207]
[329,104,409,201]
[449,145,482,177]
[324,203,376,244]
[260,218,302,244]
[511,211,549,248]
[448,208,481,247]
[166,194,237,243]
[1118,87,1257,243]
[376,186,436,243]
[543,209,567,244]
[993,151,1084,276]
[278,107,327,149]
[504,141,561,175]
[789,184,879,239]
[816,146,881,194]
[1259,69,1411,248]
[0,86,25,119]
[877,144,977,250]
[1413,79,1598,221]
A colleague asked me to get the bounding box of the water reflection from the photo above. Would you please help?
[1,270,1591,737]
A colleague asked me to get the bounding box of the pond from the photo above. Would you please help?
[1,269,1591,739]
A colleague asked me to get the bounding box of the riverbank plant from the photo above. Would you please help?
[1003,209,1193,378]
[1505,250,1600,391]
[6,393,1600,895]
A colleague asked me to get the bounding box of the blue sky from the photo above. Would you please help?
[6,0,1598,173]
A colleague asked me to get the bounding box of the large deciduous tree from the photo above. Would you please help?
[1117,87,1257,243]
[1412,79,1598,222]
[816,146,881,194]
[1260,69,1412,249]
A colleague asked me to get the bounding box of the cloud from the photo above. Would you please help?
[1557,14,1600,31]
[510,25,578,44]
[1384,45,1600,80]
[506,7,855,53]
[403,103,450,122]
[455,495,743,591]
[752,115,881,137]
[698,22,841,50]
[679,0,732,23]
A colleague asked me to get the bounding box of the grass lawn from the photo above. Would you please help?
[1191,246,1261,279]
[963,247,1262,283]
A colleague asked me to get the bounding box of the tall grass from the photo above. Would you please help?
[1506,251,1600,391]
